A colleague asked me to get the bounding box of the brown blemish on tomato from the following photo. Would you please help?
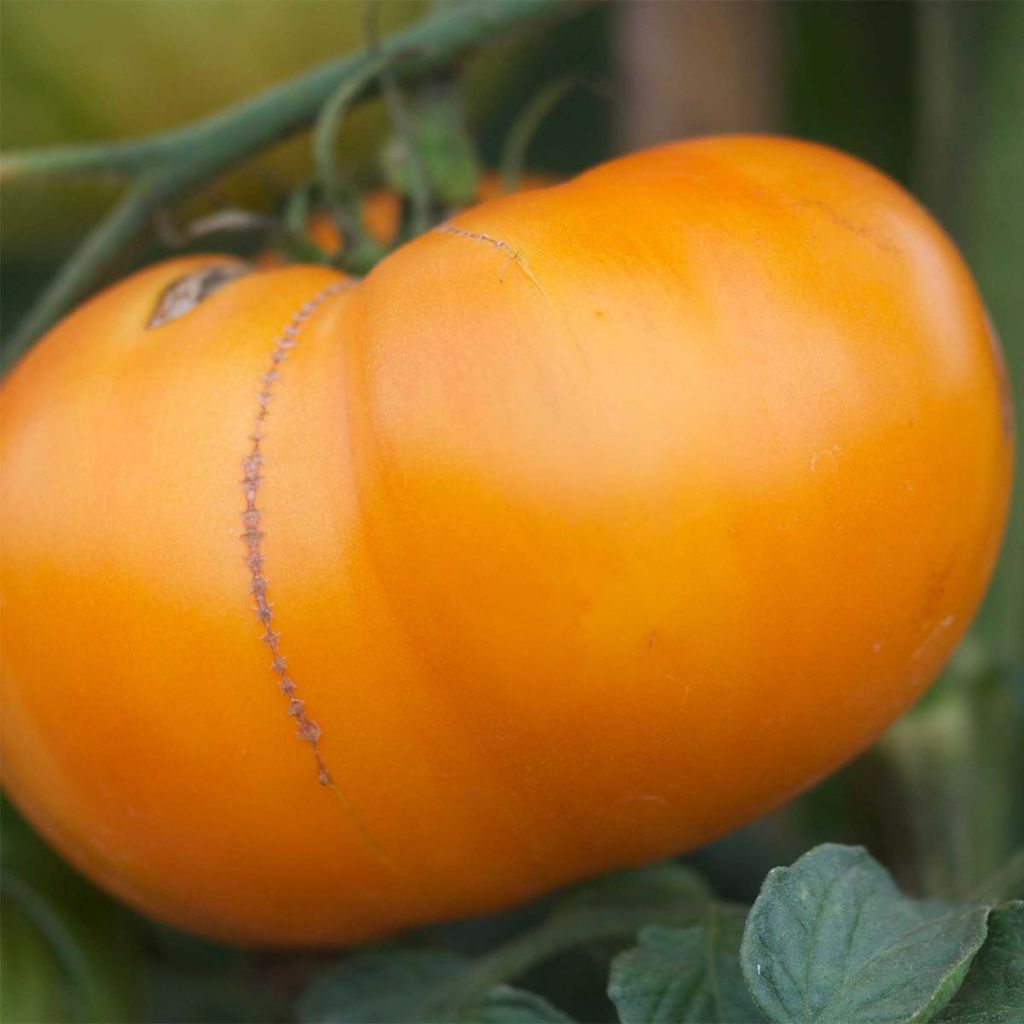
[147,263,249,327]
[783,196,901,255]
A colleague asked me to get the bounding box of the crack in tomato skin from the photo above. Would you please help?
[436,223,551,303]
[239,280,352,788]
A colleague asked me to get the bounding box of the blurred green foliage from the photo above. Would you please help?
[782,1,916,185]
[0,801,138,1022]
[1,2,1021,1022]
[0,0,536,259]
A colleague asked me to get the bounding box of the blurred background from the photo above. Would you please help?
[1,2,1022,1021]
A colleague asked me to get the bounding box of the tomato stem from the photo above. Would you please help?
[499,73,611,193]
[2,0,584,361]
[312,53,392,264]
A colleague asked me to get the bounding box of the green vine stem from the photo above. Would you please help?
[436,899,745,1016]
[499,73,612,192]
[1,0,578,361]
[312,54,392,270]
[366,2,435,241]
[378,67,436,240]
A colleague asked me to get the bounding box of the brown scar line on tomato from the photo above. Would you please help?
[782,197,901,255]
[239,280,379,852]
[436,223,553,305]
[241,280,347,788]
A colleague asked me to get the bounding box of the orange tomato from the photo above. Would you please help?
[0,136,1012,946]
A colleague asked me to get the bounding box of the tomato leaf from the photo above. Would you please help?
[740,844,989,1024]
[467,985,575,1023]
[298,863,712,1024]
[608,910,761,1023]
[297,948,577,1024]
[934,902,1024,1023]
[297,947,469,1023]
[380,75,482,214]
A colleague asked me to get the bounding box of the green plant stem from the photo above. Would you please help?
[0,138,178,181]
[312,55,390,266]
[500,74,612,192]
[436,899,739,1016]
[367,2,434,239]
[2,0,578,359]
[1,0,568,186]
[4,176,162,366]
[379,68,435,239]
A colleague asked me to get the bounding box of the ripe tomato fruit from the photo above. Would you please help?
[0,136,1012,946]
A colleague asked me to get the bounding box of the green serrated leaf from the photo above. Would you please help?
[609,910,761,1024]
[935,902,1024,1023]
[740,845,989,1024]
[466,985,575,1023]
[297,947,469,1024]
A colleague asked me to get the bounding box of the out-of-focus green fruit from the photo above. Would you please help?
[0,0,527,258]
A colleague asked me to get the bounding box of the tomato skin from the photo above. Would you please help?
[0,136,1013,946]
